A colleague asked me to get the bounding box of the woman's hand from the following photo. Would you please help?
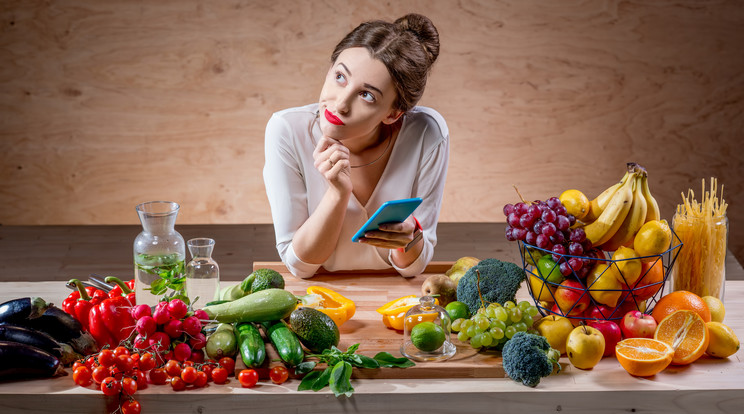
[313,135,352,195]
[358,216,419,250]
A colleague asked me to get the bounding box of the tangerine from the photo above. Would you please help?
[651,290,710,323]
[559,189,590,220]
[630,259,664,301]
[615,338,674,377]
[654,310,709,365]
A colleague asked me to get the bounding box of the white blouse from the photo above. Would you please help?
[263,103,449,278]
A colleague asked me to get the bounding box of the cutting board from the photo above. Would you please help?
[240,261,506,379]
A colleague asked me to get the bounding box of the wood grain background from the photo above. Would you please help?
[1,1,742,261]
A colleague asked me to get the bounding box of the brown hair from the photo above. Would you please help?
[330,13,440,113]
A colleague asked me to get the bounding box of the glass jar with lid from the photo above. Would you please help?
[400,296,456,362]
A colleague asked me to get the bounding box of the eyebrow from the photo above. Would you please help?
[338,62,384,98]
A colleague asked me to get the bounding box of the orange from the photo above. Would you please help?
[615,338,674,377]
[654,310,709,365]
[651,290,710,323]
[630,259,664,301]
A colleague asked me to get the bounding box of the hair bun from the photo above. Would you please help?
[394,13,440,65]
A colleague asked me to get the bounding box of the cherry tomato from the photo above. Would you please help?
[193,370,208,388]
[129,353,140,364]
[84,357,98,370]
[92,365,110,384]
[101,377,121,396]
[121,377,137,396]
[73,366,93,387]
[72,360,85,371]
[183,360,195,368]
[238,369,258,388]
[116,355,136,374]
[148,368,168,385]
[218,357,235,375]
[114,346,131,357]
[181,366,198,384]
[97,349,116,367]
[121,400,142,414]
[138,353,156,372]
[170,376,186,391]
[109,365,125,380]
[132,370,148,390]
[164,359,182,377]
[269,366,289,384]
[199,364,213,381]
[211,367,228,384]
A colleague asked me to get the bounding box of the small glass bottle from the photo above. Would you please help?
[400,296,456,362]
[185,238,220,308]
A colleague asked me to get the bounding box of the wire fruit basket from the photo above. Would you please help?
[520,229,683,322]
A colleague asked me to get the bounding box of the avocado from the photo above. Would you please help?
[249,268,285,293]
[289,307,340,353]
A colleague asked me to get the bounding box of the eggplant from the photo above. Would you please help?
[22,306,98,356]
[0,340,66,379]
[0,324,80,365]
[0,297,50,324]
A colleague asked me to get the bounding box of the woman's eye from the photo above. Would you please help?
[360,91,375,103]
[335,72,346,84]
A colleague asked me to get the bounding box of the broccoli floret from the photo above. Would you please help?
[502,331,561,387]
[456,258,525,315]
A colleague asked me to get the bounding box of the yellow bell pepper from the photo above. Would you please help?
[296,286,355,327]
[377,295,439,331]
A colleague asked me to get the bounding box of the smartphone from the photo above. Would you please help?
[351,198,423,242]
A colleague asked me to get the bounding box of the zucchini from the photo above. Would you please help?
[205,300,230,307]
[235,322,265,368]
[205,326,237,360]
[262,320,304,367]
[203,289,297,324]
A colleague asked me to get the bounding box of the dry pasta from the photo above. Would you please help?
[672,178,728,299]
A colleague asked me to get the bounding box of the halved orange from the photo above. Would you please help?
[654,310,709,365]
[615,338,674,377]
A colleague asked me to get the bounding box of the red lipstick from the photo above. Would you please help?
[324,109,344,126]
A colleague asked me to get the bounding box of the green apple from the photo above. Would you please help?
[535,315,574,355]
[446,256,480,284]
[566,325,605,370]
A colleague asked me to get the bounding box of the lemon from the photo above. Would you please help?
[702,296,725,323]
[610,246,642,286]
[705,321,740,358]
[445,301,470,321]
[587,263,623,307]
[633,220,672,260]
[559,189,590,220]
[410,321,446,352]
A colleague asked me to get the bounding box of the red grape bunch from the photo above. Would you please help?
[503,197,597,279]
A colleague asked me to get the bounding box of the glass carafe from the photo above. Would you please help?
[134,201,186,307]
[185,238,220,309]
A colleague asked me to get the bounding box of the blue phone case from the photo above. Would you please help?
[351,198,423,242]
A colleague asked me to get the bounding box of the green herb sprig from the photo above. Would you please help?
[136,253,187,303]
[295,343,414,397]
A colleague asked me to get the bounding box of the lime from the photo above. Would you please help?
[537,255,564,284]
[445,301,470,321]
[410,321,446,352]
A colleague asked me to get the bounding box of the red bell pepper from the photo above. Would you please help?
[88,291,135,349]
[106,276,136,305]
[62,279,107,331]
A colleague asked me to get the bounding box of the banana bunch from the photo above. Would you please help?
[581,163,660,251]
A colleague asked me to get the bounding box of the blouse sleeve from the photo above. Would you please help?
[389,115,450,277]
[262,113,321,278]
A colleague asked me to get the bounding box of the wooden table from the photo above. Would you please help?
[1,262,743,413]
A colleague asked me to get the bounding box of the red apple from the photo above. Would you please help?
[588,319,623,356]
[620,311,657,339]
[587,304,621,321]
[554,279,591,315]
[551,303,585,327]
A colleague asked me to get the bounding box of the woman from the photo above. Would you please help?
[263,14,449,278]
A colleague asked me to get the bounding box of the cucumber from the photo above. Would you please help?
[262,320,304,367]
[203,289,297,324]
[235,323,265,368]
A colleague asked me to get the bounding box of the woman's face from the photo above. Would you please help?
[318,47,401,142]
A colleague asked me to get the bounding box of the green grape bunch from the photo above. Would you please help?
[451,300,539,350]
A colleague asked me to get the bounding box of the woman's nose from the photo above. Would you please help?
[336,91,351,115]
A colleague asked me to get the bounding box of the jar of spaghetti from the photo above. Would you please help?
[670,179,728,301]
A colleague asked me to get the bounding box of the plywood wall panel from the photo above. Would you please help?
[1,0,742,261]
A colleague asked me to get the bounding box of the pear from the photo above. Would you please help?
[446,256,480,284]
[421,274,457,307]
